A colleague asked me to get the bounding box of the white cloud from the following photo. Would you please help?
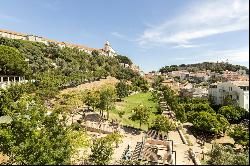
[137,0,249,47]
[111,32,126,38]
[173,44,202,49]
[210,47,249,64]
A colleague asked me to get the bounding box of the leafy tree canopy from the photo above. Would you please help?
[207,143,249,165]
[115,55,133,66]
[115,80,129,100]
[229,124,249,148]
[159,62,249,74]
[131,105,151,127]
[218,105,248,124]
[187,111,229,135]
[151,115,175,133]
[0,45,31,77]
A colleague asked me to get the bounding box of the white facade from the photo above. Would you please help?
[103,41,116,57]
[193,87,208,98]
[26,35,43,42]
[0,76,26,89]
[209,81,249,111]
[0,31,26,40]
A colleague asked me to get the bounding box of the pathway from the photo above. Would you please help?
[110,128,144,164]
[159,97,197,165]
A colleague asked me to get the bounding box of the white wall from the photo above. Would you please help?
[209,82,249,111]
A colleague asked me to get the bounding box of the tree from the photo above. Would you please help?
[218,105,247,124]
[97,85,117,119]
[0,36,139,101]
[131,105,150,128]
[115,80,129,101]
[69,128,90,164]
[187,111,229,135]
[175,104,187,123]
[162,85,178,111]
[88,136,114,165]
[60,92,83,124]
[0,45,31,77]
[118,110,125,118]
[152,75,164,90]
[223,95,237,106]
[0,94,73,165]
[91,50,100,57]
[208,143,249,165]
[151,115,175,133]
[105,131,123,148]
[182,103,215,114]
[115,55,133,66]
[229,124,249,148]
[131,76,149,92]
[83,90,100,111]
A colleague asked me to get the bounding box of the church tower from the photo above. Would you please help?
[103,40,116,56]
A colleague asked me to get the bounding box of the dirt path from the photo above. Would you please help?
[174,144,194,165]
[60,76,119,94]
[168,130,183,144]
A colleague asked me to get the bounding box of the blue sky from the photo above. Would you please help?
[0,0,249,72]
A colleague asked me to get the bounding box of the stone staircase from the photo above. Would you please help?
[130,142,143,160]
[146,130,168,141]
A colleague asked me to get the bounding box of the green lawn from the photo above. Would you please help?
[109,92,159,131]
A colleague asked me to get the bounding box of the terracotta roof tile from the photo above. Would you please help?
[0,28,98,51]
[231,81,249,87]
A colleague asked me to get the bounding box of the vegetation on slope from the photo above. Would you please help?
[159,62,249,74]
[0,37,141,99]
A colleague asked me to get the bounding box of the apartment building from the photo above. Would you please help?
[208,81,249,111]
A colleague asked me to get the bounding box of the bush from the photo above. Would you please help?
[207,143,249,165]
[150,115,175,133]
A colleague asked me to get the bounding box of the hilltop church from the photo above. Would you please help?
[101,40,117,57]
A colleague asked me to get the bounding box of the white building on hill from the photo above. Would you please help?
[208,81,249,111]
[0,29,115,57]
[102,41,116,57]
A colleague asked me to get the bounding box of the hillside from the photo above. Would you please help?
[159,62,249,74]
[0,36,139,98]
[60,76,119,94]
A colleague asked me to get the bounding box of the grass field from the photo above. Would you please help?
[109,92,159,131]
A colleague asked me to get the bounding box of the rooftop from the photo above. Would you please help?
[0,28,27,37]
[0,28,97,52]
[231,81,249,87]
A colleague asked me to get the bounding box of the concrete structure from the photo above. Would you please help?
[192,87,208,98]
[180,86,208,98]
[209,81,249,111]
[0,75,25,89]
